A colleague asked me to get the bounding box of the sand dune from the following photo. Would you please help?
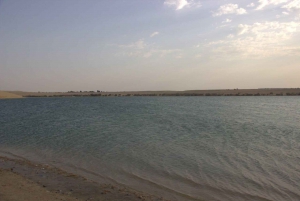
[0,91,23,99]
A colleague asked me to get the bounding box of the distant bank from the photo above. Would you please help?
[2,88,300,98]
[0,91,23,99]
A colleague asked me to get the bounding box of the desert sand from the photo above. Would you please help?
[0,156,166,201]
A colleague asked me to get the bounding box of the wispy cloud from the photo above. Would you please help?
[190,0,202,8]
[164,0,201,10]
[119,39,181,58]
[164,0,189,10]
[222,18,232,23]
[150,32,159,37]
[207,21,300,58]
[213,4,247,16]
[143,49,182,58]
[282,0,300,11]
[256,0,288,10]
[247,3,256,7]
[119,39,146,49]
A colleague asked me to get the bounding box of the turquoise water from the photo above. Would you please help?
[0,97,300,201]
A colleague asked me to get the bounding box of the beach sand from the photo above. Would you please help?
[0,169,80,201]
[0,91,22,99]
[0,156,167,201]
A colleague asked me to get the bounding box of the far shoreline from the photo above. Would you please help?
[2,88,300,99]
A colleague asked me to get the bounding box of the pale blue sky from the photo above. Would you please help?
[1,0,300,91]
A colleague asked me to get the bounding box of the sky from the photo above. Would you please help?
[1,0,300,92]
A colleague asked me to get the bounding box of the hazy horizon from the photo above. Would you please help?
[4,87,300,93]
[1,0,300,92]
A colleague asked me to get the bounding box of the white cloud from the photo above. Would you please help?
[256,0,288,10]
[227,34,235,38]
[150,32,159,37]
[143,49,181,58]
[164,0,201,10]
[176,53,183,59]
[222,18,232,23]
[119,39,181,58]
[119,39,146,49]
[191,0,202,8]
[238,24,251,35]
[238,21,300,38]
[282,0,300,11]
[164,0,189,10]
[213,4,247,16]
[207,21,300,58]
[247,3,256,7]
[282,11,290,15]
[143,52,153,58]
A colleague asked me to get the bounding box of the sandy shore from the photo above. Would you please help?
[0,156,167,201]
[0,169,80,201]
[0,91,22,99]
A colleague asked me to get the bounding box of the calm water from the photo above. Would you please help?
[0,97,300,201]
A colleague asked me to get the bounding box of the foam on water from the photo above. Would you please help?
[0,97,300,201]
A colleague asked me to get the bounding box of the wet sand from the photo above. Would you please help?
[0,156,168,201]
[0,169,80,201]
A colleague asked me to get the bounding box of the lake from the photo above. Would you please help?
[0,97,299,201]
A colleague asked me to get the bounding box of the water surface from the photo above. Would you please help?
[0,97,299,201]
